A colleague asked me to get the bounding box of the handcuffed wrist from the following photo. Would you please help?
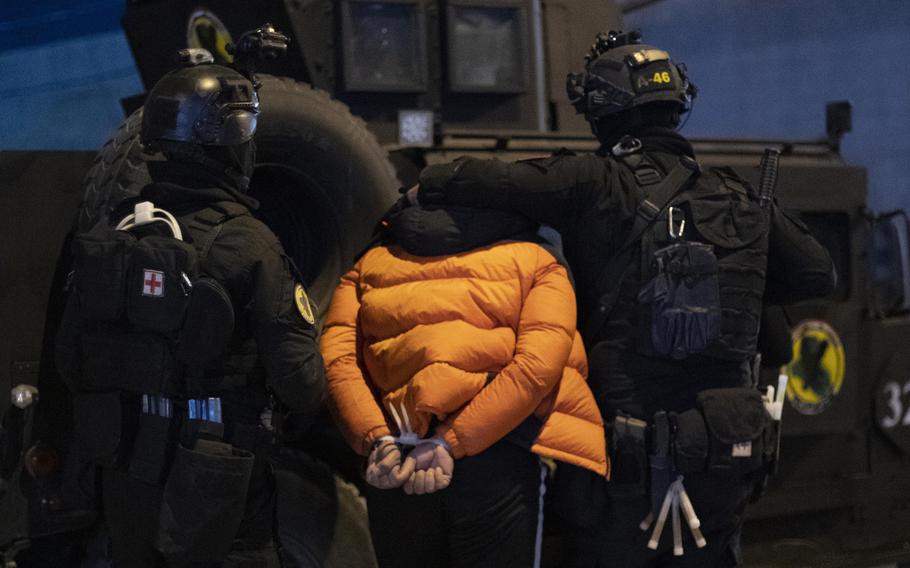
[372,436,397,450]
[426,436,453,455]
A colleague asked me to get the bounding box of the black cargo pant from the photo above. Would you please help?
[568,347,755,567]
[102,425,279,568]
[365,440,546,568]
[562,468,752,568]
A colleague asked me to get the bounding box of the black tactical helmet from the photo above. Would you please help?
[566,31,697,122]
[140,49,260,150]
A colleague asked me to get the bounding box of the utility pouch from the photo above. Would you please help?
[72,226,135,322]
[673,408,708,474]
[72,392,122,466]
[176,277,235,367]
[80,329,177,394]
[127,236,198,333]
[156,442,254,565]
[610,415,649,492]
[638,242,721,359]
[696,388,771,474]
[128,413,174,486]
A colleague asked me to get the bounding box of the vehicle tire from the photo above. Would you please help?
[78,75,400,310]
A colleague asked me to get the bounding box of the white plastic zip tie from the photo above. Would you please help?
[116,201,183,241]
[762,372,789,421]
[647,481,675,550]
[643,476,708,553]
[678,479,701,529]
[639,511,654,531]
[387,402,421,446]
[385,402,451,452]
[672,490,683,556]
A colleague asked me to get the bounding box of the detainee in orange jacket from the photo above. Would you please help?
[321,202,608,568]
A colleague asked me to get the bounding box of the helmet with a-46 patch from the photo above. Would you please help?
[566,30,697,122]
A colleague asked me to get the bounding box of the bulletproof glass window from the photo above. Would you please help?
[447,3,528,93]
[801,212,851,302]
[341,0,427,92]
[870,211,910,314]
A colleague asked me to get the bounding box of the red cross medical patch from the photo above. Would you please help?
[143,269,165,297]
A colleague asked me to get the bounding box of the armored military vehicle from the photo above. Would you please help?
[2,1,910,566]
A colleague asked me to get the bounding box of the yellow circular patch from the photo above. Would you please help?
[294,283,315,325]
[783,320,845,415]
[186,10,234,64]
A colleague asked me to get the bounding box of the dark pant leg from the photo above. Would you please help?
[587,471,750,568]
[585,483,661,568]
[223,456,280,568]
[662,470,751,568]
[444,442,544,568]
[102,467,166,568]
[365,484,448,568]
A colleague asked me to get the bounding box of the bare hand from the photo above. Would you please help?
[366,440,415,489]
[402,439,454,495]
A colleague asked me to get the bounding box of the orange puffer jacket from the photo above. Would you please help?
[321,241,608,477]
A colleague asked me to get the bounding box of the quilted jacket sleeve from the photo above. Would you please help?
[435,249,576,458]
[320,263,392,455]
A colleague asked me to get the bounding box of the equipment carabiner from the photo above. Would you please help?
[668,207,686,240]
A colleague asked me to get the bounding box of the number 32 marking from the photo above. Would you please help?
[881,380,910,429]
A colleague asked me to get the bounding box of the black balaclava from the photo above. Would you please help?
[158,139,256,191]
[592,102,682,150]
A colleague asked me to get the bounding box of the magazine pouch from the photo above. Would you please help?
[72,225,135,322]
[128,413,174,486]
[156,441,253,565]
[72,392,123,467]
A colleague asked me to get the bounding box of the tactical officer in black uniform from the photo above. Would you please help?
[409,31,836,567]
[56,51,325,567]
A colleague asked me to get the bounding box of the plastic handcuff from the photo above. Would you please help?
[116,201,183,240]
[374,402,451,453]
[640,475,706,556]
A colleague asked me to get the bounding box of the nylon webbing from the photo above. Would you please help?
[583,156,700,341]
[188,201,249,261]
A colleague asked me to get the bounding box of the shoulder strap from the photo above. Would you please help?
[187,201,249,261]
[583,156,701,340]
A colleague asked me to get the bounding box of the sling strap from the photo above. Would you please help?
[583,155,701,341]
[186,201,250,261]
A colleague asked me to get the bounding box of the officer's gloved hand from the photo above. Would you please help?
[366,438,414,490]
[402,438,454,495]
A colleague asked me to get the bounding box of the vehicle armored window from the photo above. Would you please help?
[446,1,529,93]
[341,0,429,92]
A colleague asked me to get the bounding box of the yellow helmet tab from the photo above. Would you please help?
[627,49,670,68]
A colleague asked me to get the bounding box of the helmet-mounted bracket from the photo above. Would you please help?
[586,30,643,62]
[178,48,215,66]
[227,23,290,86]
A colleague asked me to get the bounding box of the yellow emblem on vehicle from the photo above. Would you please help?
[187,10,234,64]
[783,320,845,415]
[294,283,315,325]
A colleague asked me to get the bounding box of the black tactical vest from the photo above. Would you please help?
[58,200,249,396]
[592,152,768,363]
